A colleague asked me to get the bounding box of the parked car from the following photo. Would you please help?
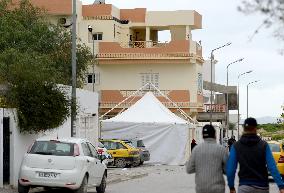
[99,139,140,168]
[267,141,284,177]
[18,138,107,193]
[98,142,114,166]
[123,139,150,165]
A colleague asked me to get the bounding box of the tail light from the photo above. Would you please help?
[129,151,139,155]
[20,179,30,183]
[97,149,104,154]
[73,144,80,157]
[278,155,284,163]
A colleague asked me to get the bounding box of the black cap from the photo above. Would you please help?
[202,124,216,138]
[244,117,258,128]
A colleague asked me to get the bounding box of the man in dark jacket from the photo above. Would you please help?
[228,135,236,151]
[191,139,197,152]
[226,117,284,193]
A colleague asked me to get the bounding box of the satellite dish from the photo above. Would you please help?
[94,0,105,4]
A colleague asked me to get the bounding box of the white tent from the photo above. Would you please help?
[101,92,194,165]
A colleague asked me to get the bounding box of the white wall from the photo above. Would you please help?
[1,88,99,188]
[7,109,39,187]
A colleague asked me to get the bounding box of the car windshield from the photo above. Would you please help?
[29,141,74,156]
[269,143,281,152]
[125,141,136,148]
[137,140,145,147]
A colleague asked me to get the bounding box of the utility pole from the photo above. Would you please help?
[71,0,77,137]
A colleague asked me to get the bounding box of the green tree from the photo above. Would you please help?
[0,0,92,133]
[229,122,236,130]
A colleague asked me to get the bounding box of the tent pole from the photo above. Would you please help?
[99,83,151,120]
[148,83,196,124]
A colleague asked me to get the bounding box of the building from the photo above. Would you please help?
[23,0,204,119]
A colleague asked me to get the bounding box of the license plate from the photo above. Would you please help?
[37,172,59,179]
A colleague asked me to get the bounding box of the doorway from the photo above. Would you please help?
[3,117,10,184]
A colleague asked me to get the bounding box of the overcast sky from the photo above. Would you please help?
[84,0,284,119]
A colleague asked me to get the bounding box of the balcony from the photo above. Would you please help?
[97,40,203,61]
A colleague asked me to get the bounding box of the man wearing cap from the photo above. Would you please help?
[227,117,284,193]
[186,124,228,193]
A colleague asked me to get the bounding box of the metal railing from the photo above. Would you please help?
[100,101,202,109]
[204,104,226,112]
[120,41,168,48]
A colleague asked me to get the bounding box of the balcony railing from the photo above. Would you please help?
[204,104,226,113]
[100,101,203,109]
[120,41,168,48]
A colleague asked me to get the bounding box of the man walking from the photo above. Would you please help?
[228,135,236,151]
[186,124,228,193]
[227,117,284,193]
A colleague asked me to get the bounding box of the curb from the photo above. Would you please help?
[107,173,148,184]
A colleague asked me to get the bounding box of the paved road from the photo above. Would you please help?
[1,165,281,193]
[106,165,280,193]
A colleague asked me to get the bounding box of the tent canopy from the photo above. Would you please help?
[103,92,190,125]
[101,92,194,165]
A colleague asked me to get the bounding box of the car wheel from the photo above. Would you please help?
[18,181,30,193]
[96,172,106,193]
[115,158,126,168]
[132,161,140,167]
[74,175,88,193]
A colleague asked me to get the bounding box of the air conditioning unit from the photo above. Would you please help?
[58,17,67,25]
[94,0,105,4]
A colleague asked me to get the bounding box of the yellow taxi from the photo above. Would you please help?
[99,139,140,168]
[268,141,284,176]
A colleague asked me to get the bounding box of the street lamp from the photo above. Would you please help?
[247,80,259,118]
[226,58,244,137]
[237,70,252,139]
[71,0,77,137]
[210,42,232,125]
[88,25,96,92]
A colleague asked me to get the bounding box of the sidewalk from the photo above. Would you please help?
[107,166,149,184]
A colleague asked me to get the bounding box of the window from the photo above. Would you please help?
[101,141,116,150]
[87,74,93,83]
[93,33,103,41]
[87,143,98,158]
[117,143,127,149]
[197,73,203,94]
[269,143,281,152]
[86,73,100,84]
[81,143,92,157]
[29,141,74,156]
[141,73,159,89]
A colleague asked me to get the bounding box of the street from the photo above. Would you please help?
[1,165,280,193]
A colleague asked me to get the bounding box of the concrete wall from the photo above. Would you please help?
[170,26,186,41]
[145,11,196,27]
[0,88,99,188]
[84,62,198,103]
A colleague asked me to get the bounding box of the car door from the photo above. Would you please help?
[87,142,105,185]
[81,143,96,186]
[102,141,117,158]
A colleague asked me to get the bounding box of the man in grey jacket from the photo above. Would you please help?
[186,124,228,193]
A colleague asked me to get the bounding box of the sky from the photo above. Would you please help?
[83,0,284,119]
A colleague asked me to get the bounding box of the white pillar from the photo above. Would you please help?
[186,26,191,40]
[146,26,151,47]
